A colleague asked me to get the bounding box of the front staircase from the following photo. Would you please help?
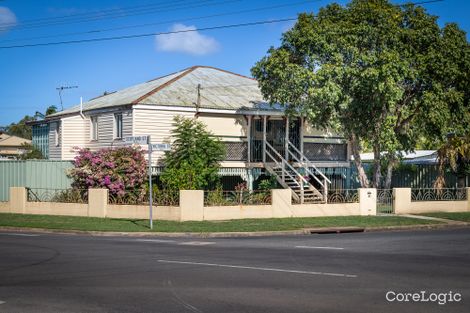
[264,141,330,204]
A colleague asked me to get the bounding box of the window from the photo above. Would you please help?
[114,113,123,139]
[90,116,98,141]
[54,122,60,146]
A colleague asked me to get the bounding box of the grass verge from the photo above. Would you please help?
[418,212,470,223]
[0,213,443,233]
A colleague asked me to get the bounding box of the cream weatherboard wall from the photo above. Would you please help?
[197,114,247,141]
[87,110,132,151]
[48,110,132,160]
[61,115,89,160]
[132,108,193,163]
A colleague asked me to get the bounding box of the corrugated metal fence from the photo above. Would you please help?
[0,160,73,201]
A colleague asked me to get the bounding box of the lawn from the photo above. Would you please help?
[419,212,470,223]
[0,213,442,233]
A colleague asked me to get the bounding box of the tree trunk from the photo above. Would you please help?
[384,159,394,190]
[350,134,369,188]
[372,145,381,188]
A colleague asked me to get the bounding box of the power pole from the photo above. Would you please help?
[56,86,78,110]
[195,83,202,117]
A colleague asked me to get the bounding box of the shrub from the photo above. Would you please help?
[69,146,147,201]
[160,116,225,190]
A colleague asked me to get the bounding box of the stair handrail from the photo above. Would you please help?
[286,149,326,188]
[287,141,331,184]
[265,141,310,187]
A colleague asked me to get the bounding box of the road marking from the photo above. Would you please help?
[295,245,344,250]
[157,259,357,278]
[178,241,215,246]
[135,239,175,243]
[0,233,39,237]
[0,300,5,305]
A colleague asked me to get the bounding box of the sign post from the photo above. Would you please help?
[148,136,153,230]
[124,136,171,231]
[125,135,152,229]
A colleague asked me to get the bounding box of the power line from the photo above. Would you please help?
[397,0,443,6]
[0,0,189,26]
[0,0,320,44]
[0,17,297,49]
[0,0,240,31]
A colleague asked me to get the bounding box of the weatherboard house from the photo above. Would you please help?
[31,66,351,203]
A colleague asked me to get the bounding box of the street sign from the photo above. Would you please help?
[151,143,171,151]
[124,136,149,145]
[125,134,153,230]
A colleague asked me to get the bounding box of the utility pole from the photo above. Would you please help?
[56,86,78,110]
[196,84,202,113]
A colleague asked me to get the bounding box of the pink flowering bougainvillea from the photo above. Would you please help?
[69,146,148,201]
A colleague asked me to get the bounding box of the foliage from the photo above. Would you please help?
[435,135,470,188]
[5,115,36,139]
[45,105,58,116]
[69,146,147,201]
[258,176,278,190]
[205,186,229,206]
[252,0,470,188]
[51,189,88,204]
[18,143,45,160]
[160,116,225,190]
[4,105,60,140]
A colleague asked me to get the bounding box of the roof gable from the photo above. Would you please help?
[47,66,275,118]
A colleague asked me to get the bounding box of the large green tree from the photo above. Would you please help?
[160,116,225,190]
[252,0,469,188]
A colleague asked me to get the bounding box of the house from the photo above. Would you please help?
[359,150,438,165]
[31,66,351,203]
[0,132,31,159]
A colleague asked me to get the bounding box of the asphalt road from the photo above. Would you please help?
[0,228,469,313]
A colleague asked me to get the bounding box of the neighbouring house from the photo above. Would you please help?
[30,66,352,203]
[0,132,31,160]
[359,150,438,165]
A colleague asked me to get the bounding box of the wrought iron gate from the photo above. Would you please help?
[377,189,394,214]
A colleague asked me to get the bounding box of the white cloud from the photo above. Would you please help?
[155,23,219,56]
[0,7,17,34]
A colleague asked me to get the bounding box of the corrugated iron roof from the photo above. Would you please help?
[0,134,31,146]
[48,66,278,118]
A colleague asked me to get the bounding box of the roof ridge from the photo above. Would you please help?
[131,66,198,105]
[192,65,256,81]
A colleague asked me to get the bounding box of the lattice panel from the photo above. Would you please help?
[224,142,248,161]
[303,143,348,161]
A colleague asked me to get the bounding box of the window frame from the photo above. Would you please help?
[90,116,98,141]
[114,113,123,139]
[54,121,60,146]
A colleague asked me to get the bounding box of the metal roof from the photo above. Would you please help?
[48,66,278,118]
[0,133,31,147]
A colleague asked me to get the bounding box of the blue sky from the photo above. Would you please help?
[0,0,468,126]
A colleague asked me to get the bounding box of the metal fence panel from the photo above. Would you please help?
[0,160,73,201]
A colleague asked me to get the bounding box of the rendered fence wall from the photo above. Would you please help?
[393,188,470,214]
[0,160,73,201]
[1,188,375,221]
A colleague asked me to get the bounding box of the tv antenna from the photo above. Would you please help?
[56,85,78,110]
